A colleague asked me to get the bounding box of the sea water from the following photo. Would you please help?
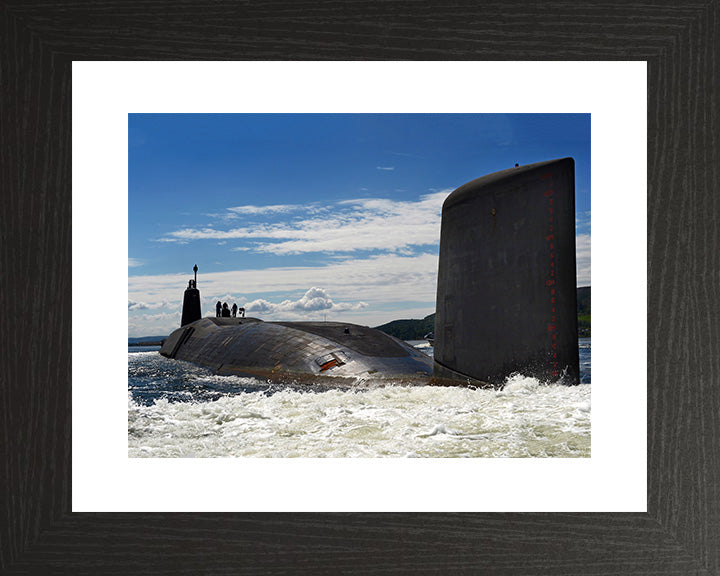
[128,339,591,458]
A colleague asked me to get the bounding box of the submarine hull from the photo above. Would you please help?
[160,317,434,384]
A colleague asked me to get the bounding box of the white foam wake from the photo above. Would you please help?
[128,373,590,458]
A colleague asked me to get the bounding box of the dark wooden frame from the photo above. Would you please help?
[2,2,718,574]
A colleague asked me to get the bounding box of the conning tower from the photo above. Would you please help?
[433,158,580,385]
[180,264,201,327]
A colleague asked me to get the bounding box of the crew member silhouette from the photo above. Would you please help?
[239,307,245,318]
[222,302,230,317]
[216,301,222,317]
[231,303,238,317]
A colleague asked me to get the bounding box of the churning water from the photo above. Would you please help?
[128,339,590,458]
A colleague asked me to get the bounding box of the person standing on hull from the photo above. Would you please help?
[216,301,222,317]
[222,302,230,317]
[232,303,238,317]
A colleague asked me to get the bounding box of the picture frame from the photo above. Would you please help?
[2,2,717,573]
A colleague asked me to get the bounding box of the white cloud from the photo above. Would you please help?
[244,287,368,320]
[227,204,297,215]
[127,312,180,337]
[576,233,591,286]
[203,204,302,221]
[376,166,395,171]
[128,258,143,267]
[159,191,450,255]
[152,237,188,244]
[243,299,275,314]
[128,299,172,311]
[282,287,338,312]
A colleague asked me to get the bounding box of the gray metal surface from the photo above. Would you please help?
[180,285,201,327]
[433,158,580,385]
[160,317,434,382]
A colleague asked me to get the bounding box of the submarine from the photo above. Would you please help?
[160,158,580,387]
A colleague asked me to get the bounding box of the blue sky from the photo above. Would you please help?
[128,113,590,337]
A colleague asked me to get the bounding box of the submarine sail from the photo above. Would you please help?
[180,264,201,327]
[433,158,580,385]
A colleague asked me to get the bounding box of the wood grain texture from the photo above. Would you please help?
[1,1,718,574]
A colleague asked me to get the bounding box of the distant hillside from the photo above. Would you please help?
[576,286,591,337]
[374,314,435,341]
[128,335,165,346]
[375,286,591,340]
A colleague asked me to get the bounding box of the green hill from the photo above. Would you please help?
[374,313,436,341]
[375,286,591,340]
[576,286,591,337]
[128,335,165,346]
